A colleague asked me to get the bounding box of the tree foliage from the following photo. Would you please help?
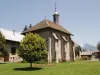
[97,42,100,51]
[29,24,32,28]
[75,45,81,57]
[97,42,100,61]
[18,33,47,68]
[0,31,8,57]
[23,25,28,31]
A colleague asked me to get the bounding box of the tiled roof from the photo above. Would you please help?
[22,19,72,35]
[0,28,24,42]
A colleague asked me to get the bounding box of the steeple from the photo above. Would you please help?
[53,2,59,24]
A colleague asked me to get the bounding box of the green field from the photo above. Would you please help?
[0,61,100,75]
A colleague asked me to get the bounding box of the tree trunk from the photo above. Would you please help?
[30,62,32,68]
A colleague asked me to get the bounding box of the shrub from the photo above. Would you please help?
[75,57,83,61]
[81,56,90,60]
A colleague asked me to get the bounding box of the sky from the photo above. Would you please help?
[0,0,100,46]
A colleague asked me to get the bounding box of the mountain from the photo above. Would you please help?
[80,43,98,51]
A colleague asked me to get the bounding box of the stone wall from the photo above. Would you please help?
[31,29,74,63]
[7,41,23,62]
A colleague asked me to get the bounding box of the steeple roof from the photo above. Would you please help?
[22,19,72,35]
[53,11,59,15]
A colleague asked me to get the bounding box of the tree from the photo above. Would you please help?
[0,32,8,57]
[18,33,47,68]
[29,24,32,28]
[23,25,28,31]
[97,42,100,51]
[97,42,100,60]
[75,45,81,57]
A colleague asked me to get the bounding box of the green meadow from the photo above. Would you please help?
[0,61,100,75]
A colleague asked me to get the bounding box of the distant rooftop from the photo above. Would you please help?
[0,28,24,42]
[80,51,92,55]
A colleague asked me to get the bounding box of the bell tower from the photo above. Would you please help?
[53,2,59,24]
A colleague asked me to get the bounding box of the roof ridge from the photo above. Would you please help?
[22,19,72,35]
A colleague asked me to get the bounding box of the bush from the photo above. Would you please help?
[75,57,83,61]
[81,56,90,60]
[34,59,48,64]
[21,60,28,63]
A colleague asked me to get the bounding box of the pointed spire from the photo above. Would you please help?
[54,2,59,15]
[55,2,57,12]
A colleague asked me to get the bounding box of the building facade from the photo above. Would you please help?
[0,28,23,62]
[22,11,74,63]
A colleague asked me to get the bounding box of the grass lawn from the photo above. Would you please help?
[0,61,100,75]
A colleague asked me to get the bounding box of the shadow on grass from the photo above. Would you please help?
[14,67,42,71]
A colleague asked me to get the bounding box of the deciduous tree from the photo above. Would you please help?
[75,45,81,57]
[23,25,28,31]
[18,33,47,68]
[0,31,8,57]
[97,42,100,60]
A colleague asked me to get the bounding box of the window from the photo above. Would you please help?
[11,47,16,55]
[52,33,58,40]
[62,36,67,41]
